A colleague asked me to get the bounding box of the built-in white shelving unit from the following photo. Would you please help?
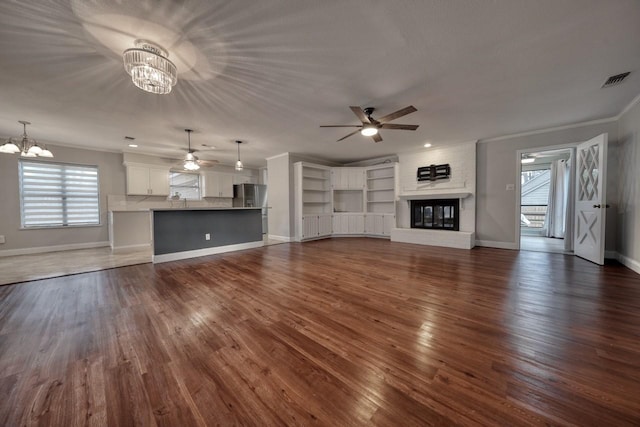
[294,161,398,241]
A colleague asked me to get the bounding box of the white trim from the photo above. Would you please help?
[480,117,617,143]
[265,152,290,161]
[153,241,264,263]
[397,191,471,200]
[475,240,518,250]
[615,92,640,120]
[616,253,640,276]
[267,234,292,242]
[0,241,110,257]
[111,243,151,252]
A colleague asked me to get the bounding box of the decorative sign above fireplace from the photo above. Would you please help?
[417,164,450,182]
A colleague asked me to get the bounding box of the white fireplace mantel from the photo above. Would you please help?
[397,190,471,200]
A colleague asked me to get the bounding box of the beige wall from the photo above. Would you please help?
[267,153,292,240]
[616,101,640,267]
[476,120,619,251]
[0,145,126,252]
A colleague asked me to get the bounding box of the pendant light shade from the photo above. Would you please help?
[235,140,243,171]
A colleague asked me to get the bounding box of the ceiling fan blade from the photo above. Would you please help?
[380,123,419,130]
[319,125,362,128]
[350,106,371,124]
[198,160,219,167]
[336,129,361,142]
[377,105,417,123]
[371,133,383,143]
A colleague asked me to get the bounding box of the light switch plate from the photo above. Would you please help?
[205,233,211,241]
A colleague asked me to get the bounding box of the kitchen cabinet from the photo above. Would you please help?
[203,172,234,198]
[331,168,364,190]
[233,174,257,185]
[126,165,170,196]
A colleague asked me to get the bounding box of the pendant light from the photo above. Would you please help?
[1,121,53,158]
[183,129,200,171]
[235,140,243,171]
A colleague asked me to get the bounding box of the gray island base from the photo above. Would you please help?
[152,208,263,263]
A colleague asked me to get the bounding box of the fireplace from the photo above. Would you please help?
[411,199,459,231]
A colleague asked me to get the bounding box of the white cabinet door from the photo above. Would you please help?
[148,168,170,196]
[302,215,319,239]
[219,173,234,198]
[382,214,395,236]
[348,214,365,233]
[318,215,333,236]
[332,215,347,234]
[365,214,384,235]
[233,174,256,185]
[126,165,150,195]
[202,172,218,198]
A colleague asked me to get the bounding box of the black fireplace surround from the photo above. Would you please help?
[411,199,459,231]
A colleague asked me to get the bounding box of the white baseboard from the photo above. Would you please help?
[474,240,518,250]
[616,253,640,276]
[111,243,151,252]
[267,234,292,242]
[0,241,110,257]
[153,241,264,263]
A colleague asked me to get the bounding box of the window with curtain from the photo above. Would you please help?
[19,160,100,228]
[169,171,201,200]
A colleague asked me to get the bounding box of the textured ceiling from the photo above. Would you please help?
[1,0,639,168]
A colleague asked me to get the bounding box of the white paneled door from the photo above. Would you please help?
[574,133,608,265]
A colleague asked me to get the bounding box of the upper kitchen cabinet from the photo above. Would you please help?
[203,172,234,198]
[126,164,170,196]
[233,174,258,185]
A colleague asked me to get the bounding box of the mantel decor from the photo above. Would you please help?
[417,164,450,182]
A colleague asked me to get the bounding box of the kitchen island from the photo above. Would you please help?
[152,207,263,263]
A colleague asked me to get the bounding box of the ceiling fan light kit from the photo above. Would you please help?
[123,40,177,95]
[321,105,418,143]
[1,121,53,158]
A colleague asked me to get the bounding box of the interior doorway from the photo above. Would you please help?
[519,147,574,254]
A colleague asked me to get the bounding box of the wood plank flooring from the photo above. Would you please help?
[1,238,639,426]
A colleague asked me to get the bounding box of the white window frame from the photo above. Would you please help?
[19,160,101,229]
[169,171,201,200]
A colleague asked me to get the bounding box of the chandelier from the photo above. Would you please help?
[123,40,177,95]
[0,121,53,158]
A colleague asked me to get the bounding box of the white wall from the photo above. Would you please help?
[267,153,292,240]
[476,120,619,250]
[0,144,126,252]
[616,100,640,270]
[397,141,477,232]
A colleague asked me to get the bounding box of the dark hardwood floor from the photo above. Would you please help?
[1,238,639,426]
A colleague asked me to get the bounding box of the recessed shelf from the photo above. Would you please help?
[303,188,330,192]
[367,188,394,192]
[367,200,395,203]
[303,175,329,180]
[303,201,330,204]
[367,175,394,181]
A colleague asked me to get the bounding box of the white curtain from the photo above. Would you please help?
[545,159,570,238]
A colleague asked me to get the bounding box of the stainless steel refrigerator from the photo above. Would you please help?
[233,184,268,234]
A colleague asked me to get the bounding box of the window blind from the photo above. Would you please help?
[19,160,100,227]
[169,172,200,200]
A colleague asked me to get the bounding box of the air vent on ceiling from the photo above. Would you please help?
[602,72,630,88]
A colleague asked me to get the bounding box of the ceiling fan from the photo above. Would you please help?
[320,105,419,142]
[176,129,218,171]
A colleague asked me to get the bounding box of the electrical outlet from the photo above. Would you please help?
[506,184,515,191]
[205,233,211,241]
[0,235,5,244]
